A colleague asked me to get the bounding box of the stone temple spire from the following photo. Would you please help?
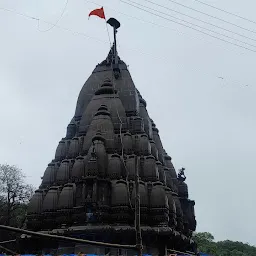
[25,41,197,255]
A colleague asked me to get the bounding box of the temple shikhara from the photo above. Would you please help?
[23,18,197,256]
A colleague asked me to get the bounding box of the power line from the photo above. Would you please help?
[0,6,108,45]
[124,0,256,49]
[89,0,201,40]
[141,0,256,43]
[37,0,69,32]
[89,0,253,87]
[0,4,251,87]
[192,0,256,25]
[0,6,38,20]
[165,0,256,35]
[121,0,256,53]
[167,248,196,255]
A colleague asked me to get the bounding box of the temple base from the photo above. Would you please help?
[17,225,196,255]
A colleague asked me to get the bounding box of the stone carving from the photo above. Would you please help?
[25,46,197,254]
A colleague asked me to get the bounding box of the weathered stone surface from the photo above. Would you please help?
[26,46,196,254]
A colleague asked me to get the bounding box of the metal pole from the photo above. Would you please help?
[0,244,17,255]
[0,239,16,244]
[106,18,120,65]
[113,27,118,64]
[135,156,143,256]
[0,225,136,250]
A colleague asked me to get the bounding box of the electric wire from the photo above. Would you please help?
[89,0,206,43]
[0,6,38,20]
[0,5,251,87]
[0,6,108,44]
[105,22,112,47]
[140,0,256,43]
[192,0,256,25]
[88,0,249,87]
[121,0,256,53]
[37,0,69,32]
[165,0,256,35]
[124,0,256,49]
[167,248,196,255]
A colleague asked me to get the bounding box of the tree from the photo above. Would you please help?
[193,232,256,256]
[194,232,215,243]
[193,232,217,255]
[0,164,34,226]
[216,240,256,256]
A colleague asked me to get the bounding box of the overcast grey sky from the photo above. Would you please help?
[0,0,255,246]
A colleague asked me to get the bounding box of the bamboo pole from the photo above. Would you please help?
[0,244,17,254]
[0,225,136,250]
[135,156,143,256]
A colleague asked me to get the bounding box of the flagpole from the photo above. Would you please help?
[106,18,120,65]
[88,6,111,47]
[113,26,118,64]
[105,21,112,47]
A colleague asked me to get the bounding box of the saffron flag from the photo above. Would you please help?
[88,7,106,19]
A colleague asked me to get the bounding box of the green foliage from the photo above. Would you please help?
[193,232,217,255]
[193,232,256,256]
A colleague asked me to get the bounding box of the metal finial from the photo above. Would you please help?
[107,18,121,65]
[107,18,120,29]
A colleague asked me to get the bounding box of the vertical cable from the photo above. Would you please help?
[105,21,112,47]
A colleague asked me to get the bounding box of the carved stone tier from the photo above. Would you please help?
[25,46,197,255]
